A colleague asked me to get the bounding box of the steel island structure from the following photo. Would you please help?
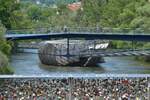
[38,39,109,67]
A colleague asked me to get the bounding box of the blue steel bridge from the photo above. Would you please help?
[5,27,150,57]
[5,32,150,42]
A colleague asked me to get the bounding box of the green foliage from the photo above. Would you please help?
[137,3,150,17]
[10,10,32,29]
[0,40,11,56]
[0,21,13,74]
[9,0,148,30]
[1,0,147,29]
[110,41,133,49]
[0,51,8,68]
[0,66,14,75]
[27,4,42,21]
[0,22,11,56]
[0,0,20,29]
[130,17,144,28]
[0,21,6,39]
[79,0,108,26]
[0,51,13,74]
[143,43,150,48]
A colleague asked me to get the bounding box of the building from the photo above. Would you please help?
[67,2,81,11]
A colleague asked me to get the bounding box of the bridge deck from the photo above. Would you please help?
[5,32,150,42]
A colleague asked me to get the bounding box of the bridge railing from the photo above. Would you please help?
[6,27,150,34]
[67,27,150,34]
[6,27,53,34]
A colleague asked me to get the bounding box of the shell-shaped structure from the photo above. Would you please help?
[38,40,108,66]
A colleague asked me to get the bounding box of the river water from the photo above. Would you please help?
[10,49,150,75]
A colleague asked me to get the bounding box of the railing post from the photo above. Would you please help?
[148,77,150,100]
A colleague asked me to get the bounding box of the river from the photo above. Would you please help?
[10,49,150,75]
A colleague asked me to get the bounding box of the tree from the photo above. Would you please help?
[0,21,13,74]
[0,21,11,56]
[0,0,20,29]
[27,4,42,21]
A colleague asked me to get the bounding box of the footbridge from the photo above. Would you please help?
[5,27,150,57]
[5,27,150,42]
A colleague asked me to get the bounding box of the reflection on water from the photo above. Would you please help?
[10,49,150,75]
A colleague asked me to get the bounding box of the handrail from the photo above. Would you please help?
[6,27,150,34]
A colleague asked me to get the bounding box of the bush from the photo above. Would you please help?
[0,51,8,67]
[110,41,132,49]
[0,21,13,74]
[0,51,13,74]
[0,66,14,75]
[0,40,12,56]
[0,21,11,56]
[0,21,6,39]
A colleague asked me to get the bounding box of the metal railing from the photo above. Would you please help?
[6,27,150,35]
